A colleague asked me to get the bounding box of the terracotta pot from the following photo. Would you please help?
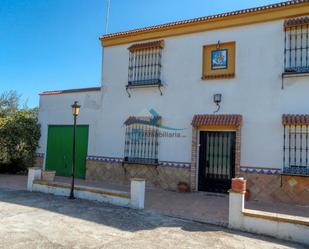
[177,182,190,193]
[245,189,251,201]
[42,170,56,182]
[231,178,247,193]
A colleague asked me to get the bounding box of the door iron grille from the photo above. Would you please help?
[198,131,236,193]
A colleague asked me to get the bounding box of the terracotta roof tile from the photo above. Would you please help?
[284,16,309,28]
[202,73,235,80]
[282,114,309,125]
[192,114,242,127]
[124,116,162,126]
[40,87,101,96]
[128,40,164,51]
[125,116,151,125]
[100,0,309,41]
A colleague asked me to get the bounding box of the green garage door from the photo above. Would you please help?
[45,125,89,178]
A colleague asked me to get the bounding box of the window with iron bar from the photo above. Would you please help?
[124,123,159,165]
[127,40,164,87]
[283,124,309,176]
[284,17,309,74]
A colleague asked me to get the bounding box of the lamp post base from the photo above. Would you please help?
[69,189,75,199]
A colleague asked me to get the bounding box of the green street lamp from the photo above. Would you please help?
[69,101,81,199]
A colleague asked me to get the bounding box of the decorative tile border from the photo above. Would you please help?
[87,156,123,163]
[240,166,282,175]
[159,161,191,168]
[87,156,191,168]
[36,153,45,158]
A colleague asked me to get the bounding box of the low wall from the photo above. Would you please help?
[32,180,131,207]
[86,159,191,191]
[35,156,44,168]
[27,168,145,210]
[229,178,309,246]
[240,172,309,205]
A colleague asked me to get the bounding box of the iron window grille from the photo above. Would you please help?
[284,17,309,74]
[127,41,163,87]
[124,123,159,165]
[283,124,309,176]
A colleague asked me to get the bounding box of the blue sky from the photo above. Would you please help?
[0,0,283,107]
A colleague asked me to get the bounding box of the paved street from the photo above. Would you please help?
[0,188,305,249]
[1,174,308,228]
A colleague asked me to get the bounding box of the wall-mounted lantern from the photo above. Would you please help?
[213,94,222,113]
[216,40,221,49]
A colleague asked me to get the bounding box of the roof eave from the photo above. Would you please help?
[99,1,309,47]
[40,87,101,96]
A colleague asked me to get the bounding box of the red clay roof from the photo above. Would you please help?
[40,87,101,96]
[282,114,309,125]
[100,0,309,40]
[192,114,243,127]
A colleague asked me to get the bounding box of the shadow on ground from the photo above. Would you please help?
[0,188,305,248]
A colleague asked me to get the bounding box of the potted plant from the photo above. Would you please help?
[245,189,251,201]
[177,181,190,193]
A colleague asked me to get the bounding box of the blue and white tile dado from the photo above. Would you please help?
[159,161,191,168]
[240,166,282,175]
[86,155,191,168]
[87,156,123,163]
[39,154,282,173]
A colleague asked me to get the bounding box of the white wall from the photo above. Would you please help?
[39,18,309,170]
[28,168,145,209]
[229,191,309,245]
[38,91,103,164]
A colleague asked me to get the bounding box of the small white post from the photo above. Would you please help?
[27,167,42,192]
[228,178,246,229]
[130,178,145,209]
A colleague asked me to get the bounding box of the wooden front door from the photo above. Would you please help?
[198,131,236,193]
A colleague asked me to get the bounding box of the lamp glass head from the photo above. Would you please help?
[71,101,81,116]
[214,94,222,104]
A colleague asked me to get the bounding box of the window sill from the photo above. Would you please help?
[282,72,309,78]
[127,79,162,88]
[282,167,309,177]
[202,73,235,80]
[123,161,159,167]
[126,80,163,97]
[123,158,159,166]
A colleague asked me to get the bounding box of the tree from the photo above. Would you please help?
[0,91,40,173]
[0,90,22,117]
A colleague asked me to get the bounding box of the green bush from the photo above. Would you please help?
[0,93,40,173]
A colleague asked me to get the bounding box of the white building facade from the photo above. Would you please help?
[37,1,309,204]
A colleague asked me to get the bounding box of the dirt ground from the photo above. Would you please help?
[0,188,305,249]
